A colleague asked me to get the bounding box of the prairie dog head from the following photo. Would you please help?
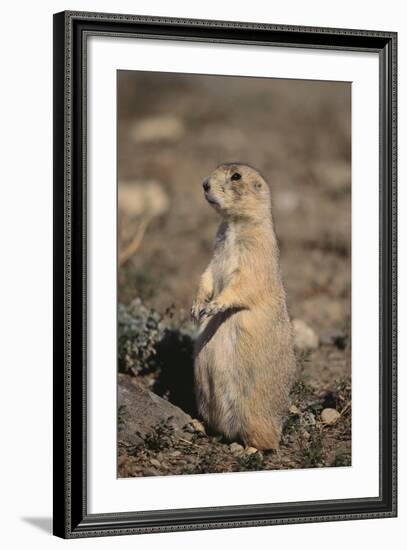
[202,163,271,221]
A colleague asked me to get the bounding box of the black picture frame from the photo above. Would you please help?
[53,10,397,539]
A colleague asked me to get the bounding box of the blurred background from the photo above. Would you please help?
[117,71,352,476]
[118,70,351,384]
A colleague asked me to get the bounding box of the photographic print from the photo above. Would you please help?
[117,71,352,478]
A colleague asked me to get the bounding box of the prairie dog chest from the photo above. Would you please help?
[212,224,240,294]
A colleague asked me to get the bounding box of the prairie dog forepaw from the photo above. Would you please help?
[198,301,227,322]
[191,300,209,323]
[191,301,202,323]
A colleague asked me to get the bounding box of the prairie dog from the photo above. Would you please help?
[192,163,296,450]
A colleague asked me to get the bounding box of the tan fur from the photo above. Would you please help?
[192,163,296,450]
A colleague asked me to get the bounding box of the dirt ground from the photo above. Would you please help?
[117,71,351,476]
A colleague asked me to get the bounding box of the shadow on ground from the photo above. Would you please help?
[21,517,52,534]
[153,329,197,417]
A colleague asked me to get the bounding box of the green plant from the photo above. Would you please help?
[117,405,126,431]
[302,429,324,468]
[237,452,264,471]
[139,419,175,451]
[117,299,165,374]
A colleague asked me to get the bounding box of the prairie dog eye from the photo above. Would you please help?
[231,172,241,181]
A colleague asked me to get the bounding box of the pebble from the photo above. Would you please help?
[229,442,244,455]
[150,458,161,468]
[118,180,169,218]
[275,189,300,213]
[292,319,319,351]
[321,408,341,425]
[130,115,185,144]
[244,447,258,456]
[289,405,301,415]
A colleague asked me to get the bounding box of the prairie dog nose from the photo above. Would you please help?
[203,179,210,192]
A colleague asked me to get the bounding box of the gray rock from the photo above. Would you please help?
[118,374,192,446]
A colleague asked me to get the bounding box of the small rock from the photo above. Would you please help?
[130,115,185,144]
[289,405,301,415]
[118,375,192,447]
[169,450,181,458]
[150,458,161,468]
[292,319,319,351]
[321,408,341,425]
[275,189,300,214]
[244,446,258,456]
[301,429,311,440]
[229,442,244,455]
[118,180,170,219]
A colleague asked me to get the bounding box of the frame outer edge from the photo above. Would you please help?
[53,11,69,539]
[53,10,398,538]
[391,32,397,517]
[61,9,396,38]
